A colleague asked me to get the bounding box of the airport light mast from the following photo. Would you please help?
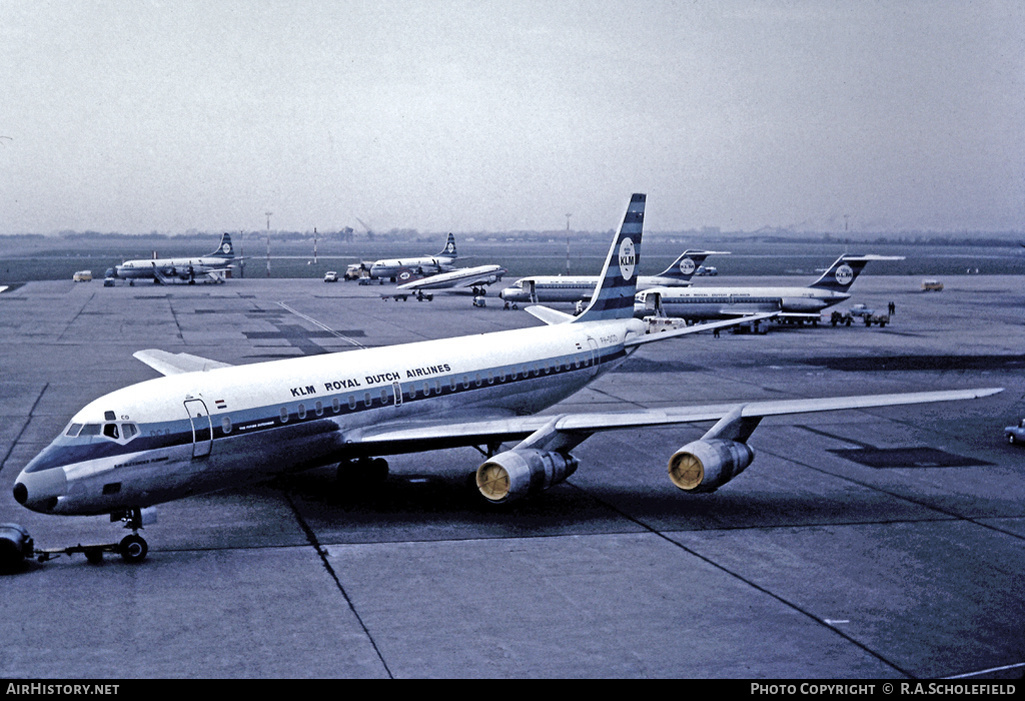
[265,211,272,277]
[565,213,571,275]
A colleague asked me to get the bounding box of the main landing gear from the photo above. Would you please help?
[33,507,150,566]
[337,457,390,489]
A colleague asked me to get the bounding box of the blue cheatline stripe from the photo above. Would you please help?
[30,346,629,471]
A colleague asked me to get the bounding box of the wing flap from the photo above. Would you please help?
[133,349,233,376]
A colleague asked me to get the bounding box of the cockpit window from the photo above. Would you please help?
[79,424,101,436]
[65,423,83,437]
[99,422,139,444]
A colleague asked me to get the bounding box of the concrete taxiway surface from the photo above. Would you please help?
[1,275,1023,679]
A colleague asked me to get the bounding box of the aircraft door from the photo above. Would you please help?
[392,381,403,407]
[587,337,600,375]
[184,399,213,459]
[527,280,537,303]
[641,291,664,316]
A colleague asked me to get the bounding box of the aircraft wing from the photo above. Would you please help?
[525,308,777,332]
[345,387,1002,455]
[397,265,507,291]
[133,349,233,376]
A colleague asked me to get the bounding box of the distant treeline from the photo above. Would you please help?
[2,228,1022,248]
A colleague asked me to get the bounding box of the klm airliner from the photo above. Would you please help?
[9,195,999,565]
[115,233,235,284]
[369,233,458,281]
[635,254,903,322]
[499,249,729,307]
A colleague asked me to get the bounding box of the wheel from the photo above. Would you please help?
[368,458,390,482]
[337,458,389,488]
[85,548,104,565]
[119,534,148,563]
[1010,434,1017,444]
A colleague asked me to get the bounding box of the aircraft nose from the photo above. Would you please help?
[13,468,67,514]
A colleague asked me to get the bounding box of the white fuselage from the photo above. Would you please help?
[500,274,690,304]
[635,285,852,319]
[116,255,228,280]
[370,256,456,280]
[15,318,639,517]
[398,265,506,291]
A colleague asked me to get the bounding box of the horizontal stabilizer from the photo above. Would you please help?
[525,305,576,325]
[626,312,778,346]
[133,349,233,376]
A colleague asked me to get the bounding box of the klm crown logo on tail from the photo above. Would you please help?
[618,238,636,281]
[833,264,854,286]
[574,193,645,322]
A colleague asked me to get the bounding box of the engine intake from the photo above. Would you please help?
[476,449,579,504]
[668,439,754,493]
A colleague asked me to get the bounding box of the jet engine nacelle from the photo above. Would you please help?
[476,449,579,504]
[667,439,755,493]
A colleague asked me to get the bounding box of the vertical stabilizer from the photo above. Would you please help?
[808,254,903,292]
[573,194,646,322]
[438,233,457,259]
[655,249,729,282]
[209,233,235,259]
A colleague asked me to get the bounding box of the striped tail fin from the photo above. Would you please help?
[573,193,646,322]
[655,249,730,282]
[437,233,457,259]
[209,233,235,259]
[808,254,903,292]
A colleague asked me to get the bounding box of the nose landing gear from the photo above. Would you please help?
[112,507,149,563]
[118,533,148,563]
[30,507,151,567]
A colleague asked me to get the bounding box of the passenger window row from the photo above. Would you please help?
[272,352,596,424]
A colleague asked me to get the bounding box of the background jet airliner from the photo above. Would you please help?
[634,254,903,323]
[498,249,729,308]
[10,195,996,565]
[369,233,458,281]
[115,232,236,284]
[383,264,508,301]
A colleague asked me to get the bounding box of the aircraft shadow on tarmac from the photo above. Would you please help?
[272,465,960,535]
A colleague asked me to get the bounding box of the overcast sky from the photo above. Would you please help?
[1,1,1023,235]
